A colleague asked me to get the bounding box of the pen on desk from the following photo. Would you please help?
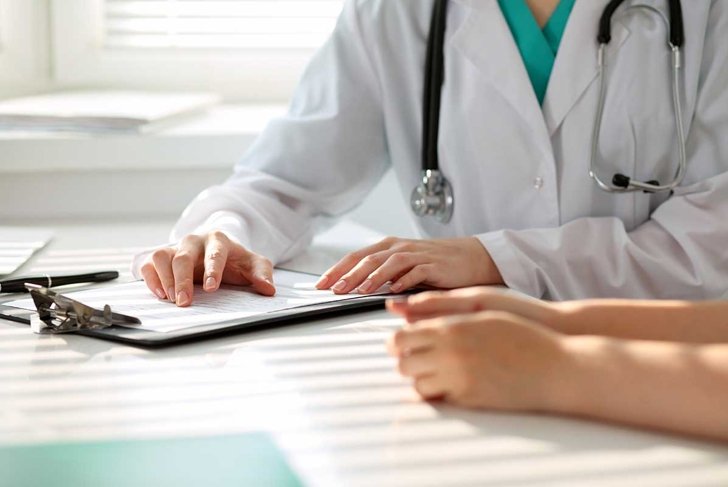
[0,271,120,294]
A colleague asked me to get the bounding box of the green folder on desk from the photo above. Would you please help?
[0,432,302,487]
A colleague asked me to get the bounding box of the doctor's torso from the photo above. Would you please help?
[351,0,711,238]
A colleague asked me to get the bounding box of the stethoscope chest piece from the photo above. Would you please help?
[411,169,454,223]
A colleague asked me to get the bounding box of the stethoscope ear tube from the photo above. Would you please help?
[599,0,684,48]
[667,0,685,47]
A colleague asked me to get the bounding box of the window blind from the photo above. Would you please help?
[104,0,344,49]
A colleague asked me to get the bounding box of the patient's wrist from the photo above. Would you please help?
[546,335,612,417]
[546,301,590,335]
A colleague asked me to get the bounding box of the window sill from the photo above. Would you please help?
[0,104,284,221]
[0,104,285,173]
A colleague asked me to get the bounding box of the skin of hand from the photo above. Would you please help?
[139,231,275,307]
[387,310,570,411]
[315,237,504,295]
[388,290,728,441]
[387,287,559,327]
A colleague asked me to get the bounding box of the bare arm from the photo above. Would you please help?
[388,288,728,344]
[555,336,728,441]
[552,299,728,343]
[388,302,728,442]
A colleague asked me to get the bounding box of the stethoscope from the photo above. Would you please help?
[411,0,687,224]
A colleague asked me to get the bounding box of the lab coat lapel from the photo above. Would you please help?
[543,0,631,136]
[450,0,551,158]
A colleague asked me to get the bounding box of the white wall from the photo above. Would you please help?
[344,170,417,238]
[0,0,51,98]
[0,166,415,236]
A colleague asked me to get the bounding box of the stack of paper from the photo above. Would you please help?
[0,228,53,277]
[0,91,220,133]
[6,269,388,334]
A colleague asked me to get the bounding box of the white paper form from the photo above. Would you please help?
[7,269,387,333]
[0,228,53,277]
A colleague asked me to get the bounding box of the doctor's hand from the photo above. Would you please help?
[386,309,571,411]
[139,231,275,307]
[315,237,503,295]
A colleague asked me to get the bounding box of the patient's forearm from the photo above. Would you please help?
[552,337,728,441]
[551,300,728,343]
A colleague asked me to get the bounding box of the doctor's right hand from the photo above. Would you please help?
[139,231,276,307]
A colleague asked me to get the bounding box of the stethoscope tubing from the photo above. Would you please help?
[422,0,448,172]
[413,0,687,224]
[589,3,688,193]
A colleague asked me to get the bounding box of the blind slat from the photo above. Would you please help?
[104,0,343,50]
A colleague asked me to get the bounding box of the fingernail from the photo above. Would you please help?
[255,273,273,286]
[155,288,166,300]
[332,279,347,292]
[205,277,217,291]
[388,296,409,304]
[316,274,330,288]
[167,287,176,302]
[391,282,403,293]
[358,279,373,294]
[177,291,189,306]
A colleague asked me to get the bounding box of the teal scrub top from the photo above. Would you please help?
[498,0,577,104]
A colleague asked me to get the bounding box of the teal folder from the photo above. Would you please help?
[0,432,303,487]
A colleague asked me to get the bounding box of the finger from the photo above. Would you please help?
[414,375,447,400]
[386,292,447,316]
[203,235,230,292]
[385,296,412,315]
[334,250,400,295]
[390,264,435,294]
[322,249,392,295]
[171,236,205,307]
[240,254,276,296]
[316,237,398,290]
[401,289,486,321]
[394,290,519,319]
[387,328,438,356]
[151,248,177,301]
[359,253,427,295]
[397,349,440,378]
[139,262,167,300]
[407,315,454,330]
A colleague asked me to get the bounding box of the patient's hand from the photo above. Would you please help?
[387,287,560,329]
[386,309,570,411]
[139,231,275,307]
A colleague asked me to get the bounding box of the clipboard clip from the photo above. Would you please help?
[26,284,142,334]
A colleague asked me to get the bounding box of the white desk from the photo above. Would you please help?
[2,220,728,487]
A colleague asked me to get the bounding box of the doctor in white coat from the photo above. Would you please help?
[136,0,728,307]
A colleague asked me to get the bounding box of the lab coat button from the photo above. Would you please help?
[533,177,544,190]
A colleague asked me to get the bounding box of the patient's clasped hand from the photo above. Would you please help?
[386,288,728,442]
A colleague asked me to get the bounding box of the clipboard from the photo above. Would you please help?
[0,269,404,348]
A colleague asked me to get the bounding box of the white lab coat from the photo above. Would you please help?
[158,0,728,300]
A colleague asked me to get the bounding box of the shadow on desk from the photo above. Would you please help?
[3,313,728,487]
[388,403,728,487]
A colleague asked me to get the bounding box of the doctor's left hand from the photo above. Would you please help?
[315,237,503,294]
